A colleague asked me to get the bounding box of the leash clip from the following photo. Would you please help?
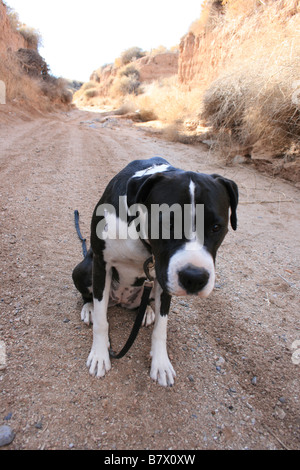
[143,256,155,282]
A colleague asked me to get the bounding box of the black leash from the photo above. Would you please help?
[73,209,155,360]
[109,257,155,359]
[74,210,88,257]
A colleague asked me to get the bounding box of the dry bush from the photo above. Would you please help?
[81,81,96,91]
[0,51,72,109]
[132,76,203,124]
[199,0,300,156]
[120,47,145,65]
[0,51,41,103]
[40,76,73,104]
[111,64,142,97]
[84,87,98,99]
[18,25,42,49]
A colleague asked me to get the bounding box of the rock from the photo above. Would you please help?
[0,340,6,371]
[216,356,225,367]
[0,425,15,447]
[274,406,286,420]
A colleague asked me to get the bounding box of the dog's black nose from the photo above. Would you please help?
[178,265,209,294]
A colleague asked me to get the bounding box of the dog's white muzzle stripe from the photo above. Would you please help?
[167,242,215,297]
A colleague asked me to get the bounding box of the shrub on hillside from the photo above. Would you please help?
[111,64,142,96]
[18,25,42,50]
[0,50,41,103]
[84,88,98,99]
[40,76,73,104]
[120,47,145,65]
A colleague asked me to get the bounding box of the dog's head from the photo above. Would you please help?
[127,170,238,297]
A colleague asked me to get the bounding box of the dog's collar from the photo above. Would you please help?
[143,256,155,283]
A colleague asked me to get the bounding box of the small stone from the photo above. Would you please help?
[0,340,7,371]
[251,376,257,385]
[188,374,194,382]
[275,406,286,420]
[216,356,225,367]
[0,425,15,447]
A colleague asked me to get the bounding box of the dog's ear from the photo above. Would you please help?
[211,174,239,230]
[127,172,165,207]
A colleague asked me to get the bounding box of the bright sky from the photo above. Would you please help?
[6,0,202,82]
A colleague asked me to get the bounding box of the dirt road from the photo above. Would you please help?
[0,109,299,450]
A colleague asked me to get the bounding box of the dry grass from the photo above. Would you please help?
[0,51,41,104]
[200,0,300,155]
[129,76,202,122]
[0,51,72,111]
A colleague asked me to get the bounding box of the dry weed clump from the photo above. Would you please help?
[40,76,73,105]
[119,47,145,65]
[0,51,41,104]
[0,50,72,110]
[113,64,141,96]
[199,0,300,158]
[133,76,203,123]
[18,25,42,50]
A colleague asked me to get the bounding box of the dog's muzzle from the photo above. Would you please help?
[178,265,210,294]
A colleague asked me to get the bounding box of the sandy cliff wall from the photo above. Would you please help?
[178,32,206,86]
[0,1,27,55]
[135,52,178,82]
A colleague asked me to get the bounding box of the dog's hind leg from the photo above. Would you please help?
[142,304,155,327]
[72,248,94,324]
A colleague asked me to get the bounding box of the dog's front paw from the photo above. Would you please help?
[150,353,176,387]
[81,302,94,324]
[87,345,111,378]
[142,305,155,327]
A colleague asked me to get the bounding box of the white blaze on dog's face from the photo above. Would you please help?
[137,172,238,298]
[166,180,215,297]
[167,242,215,298]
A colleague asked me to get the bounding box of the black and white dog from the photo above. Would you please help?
[72,157,238,386]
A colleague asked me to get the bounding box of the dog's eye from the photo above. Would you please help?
[212,224,221,233]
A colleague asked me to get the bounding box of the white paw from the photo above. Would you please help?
[81,302,93,324]
[150,353,176,387]
[142,305,155,327]
[86,344,111,378]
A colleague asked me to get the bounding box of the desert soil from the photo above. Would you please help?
[0,108,299,451]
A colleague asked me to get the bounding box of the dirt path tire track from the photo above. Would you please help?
[0,109,299,450]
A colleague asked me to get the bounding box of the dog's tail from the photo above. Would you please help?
[74,210,88,257]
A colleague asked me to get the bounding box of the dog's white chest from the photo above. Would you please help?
[103,218,151,308]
